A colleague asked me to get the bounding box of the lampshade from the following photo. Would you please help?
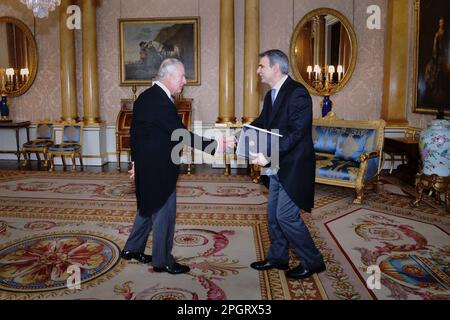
[20,0,61,18]
[5,68,14,77]
[20,68,30,76]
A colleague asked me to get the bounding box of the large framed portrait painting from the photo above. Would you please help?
[119,17,200,86]
[413,0,450,116]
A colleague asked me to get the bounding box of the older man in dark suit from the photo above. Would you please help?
[249,50,325,279]
[121,59,227,274]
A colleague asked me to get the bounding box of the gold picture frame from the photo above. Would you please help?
[412,0,450,116]
[119,17,200,86]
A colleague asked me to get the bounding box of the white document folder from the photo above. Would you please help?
[235,124,283,160]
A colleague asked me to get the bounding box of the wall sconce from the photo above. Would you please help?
[20,68,30,83]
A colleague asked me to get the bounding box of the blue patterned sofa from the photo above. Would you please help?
[312,112,386,204]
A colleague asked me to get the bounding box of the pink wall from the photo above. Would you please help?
[3,0,430,127]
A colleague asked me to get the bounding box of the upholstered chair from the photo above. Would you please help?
[48,123,84,172]
[21,122,55,168]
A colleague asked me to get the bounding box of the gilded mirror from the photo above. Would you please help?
[290,8,357,96]
[0,16,38,97]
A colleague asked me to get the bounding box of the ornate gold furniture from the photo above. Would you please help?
[313,112,386,204]
[115,99,133,171]
[290,8,357,116]
[48,123,84,171]
[0,16,38,97]
[412,173,449,214]
[21,122,55,168]
[115,97,192,172]
[0,17,38,120]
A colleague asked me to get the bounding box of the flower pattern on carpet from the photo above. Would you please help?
[0,233,122,295]
[325,208,450,300]
[1,170,445,300]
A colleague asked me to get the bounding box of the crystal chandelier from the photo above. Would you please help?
[20,0,62,18]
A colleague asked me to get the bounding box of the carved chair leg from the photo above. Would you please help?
[49,154,55,172]
[61,156,66,170]
[43,151,49,168]
[71,154,76,171]
[36,152,41,164]
[353,187,364,204]
[22,151,28,167]
[79,152,84,170]
[389,154,395,175]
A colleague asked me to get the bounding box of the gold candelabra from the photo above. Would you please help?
[306,64,343,117]
[0,67,29,121]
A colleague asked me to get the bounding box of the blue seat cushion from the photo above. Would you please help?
[23,140,53,148]
[334,129,369,162]
[49,144,81,152]
[316,158,360,181]
[313,126,340,154]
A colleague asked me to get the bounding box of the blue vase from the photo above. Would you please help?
[0,95,9,119]
[321,95,332,117]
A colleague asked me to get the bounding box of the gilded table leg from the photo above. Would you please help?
[116,151,121,171]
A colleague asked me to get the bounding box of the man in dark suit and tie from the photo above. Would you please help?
[249,50,325,279]
[121,58,226,274]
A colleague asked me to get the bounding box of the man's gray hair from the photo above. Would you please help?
[156,58,184,80]
[259,49,289,75]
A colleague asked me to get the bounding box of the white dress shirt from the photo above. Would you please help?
[271,75,288,102]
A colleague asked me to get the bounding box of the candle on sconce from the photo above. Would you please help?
[328,65,335,82]
[20,68,29,82]
[337,65,343,82]
[314,65,321,81]
[307,65,313,81]
[5,68,14,83]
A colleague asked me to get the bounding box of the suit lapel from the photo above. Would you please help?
[268,77,291,127]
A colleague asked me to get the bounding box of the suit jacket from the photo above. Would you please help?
[131,84,216,216]
[251,76,315,212]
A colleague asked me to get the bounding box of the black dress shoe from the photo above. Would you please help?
[250,259,289,271]
[286,262,326,279]
[121,251,152,264]
[153,262,190,274]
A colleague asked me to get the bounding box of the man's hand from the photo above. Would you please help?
[128,162,135,179]
[249,152,269,166]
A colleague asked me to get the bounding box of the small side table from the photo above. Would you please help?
[412,172,450,214]
[0,121,31,162]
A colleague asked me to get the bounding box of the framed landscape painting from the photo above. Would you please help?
[413,0,450,116]
[119,17,200,86]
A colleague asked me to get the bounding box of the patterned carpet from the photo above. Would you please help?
[0,170,448,300]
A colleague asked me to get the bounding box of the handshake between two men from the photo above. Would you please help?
[128,125,276,179]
